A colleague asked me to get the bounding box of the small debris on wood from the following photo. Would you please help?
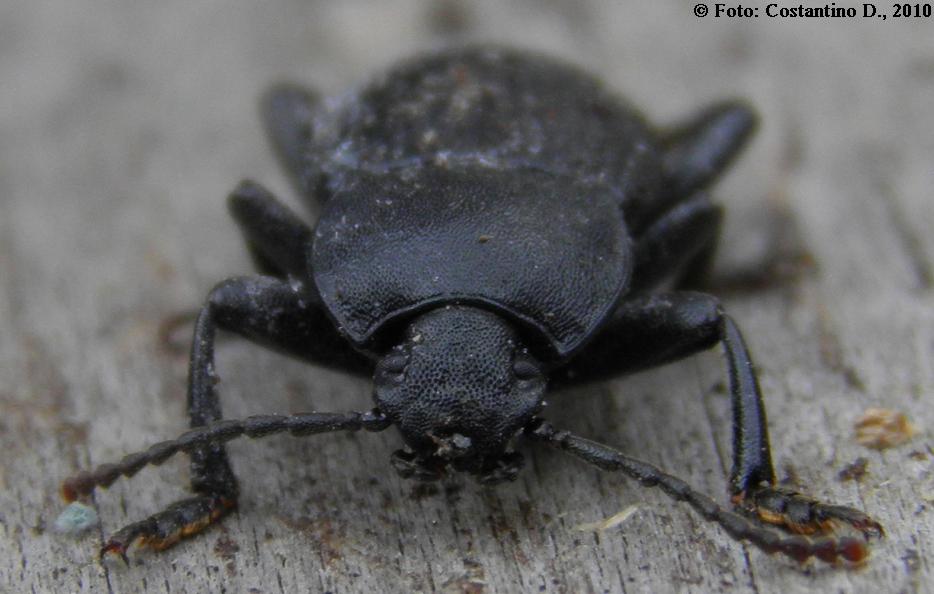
[854,408,917,449]
[441,558,486,594]
[410,483,440,500]
[902,548,921,574]
[157,310,197,356]
[53,502,98,535]
[575,504,640,532]
[838,457,869,482]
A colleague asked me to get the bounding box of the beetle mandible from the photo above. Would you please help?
[62,47,883,564]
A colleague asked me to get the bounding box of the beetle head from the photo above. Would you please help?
[374,305,546,484]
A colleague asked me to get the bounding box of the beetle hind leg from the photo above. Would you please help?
[662,101,757,199]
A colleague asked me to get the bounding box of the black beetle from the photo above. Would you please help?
[63,47,882,564]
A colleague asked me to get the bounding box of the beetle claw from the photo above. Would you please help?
[100,539,132,565]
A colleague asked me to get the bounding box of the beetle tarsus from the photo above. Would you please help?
[100,494,236,560]
[733,486,885,539]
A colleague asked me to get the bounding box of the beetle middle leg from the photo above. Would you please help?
[630,192,722,291]
[633,188,811,293]
[227,179,313,278]
[627,101,756,289]
[554,292,882,551]
[157,180,319,348]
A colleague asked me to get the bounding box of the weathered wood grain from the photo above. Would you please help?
[2,2,932,593]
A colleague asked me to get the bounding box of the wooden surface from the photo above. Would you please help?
[2,2,933,593]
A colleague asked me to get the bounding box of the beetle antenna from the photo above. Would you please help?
[527,420,875,565]
[62,409,391,501]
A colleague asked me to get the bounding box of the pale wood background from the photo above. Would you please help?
[2,2,933,593]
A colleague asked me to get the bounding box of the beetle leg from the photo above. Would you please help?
[228,180,313,278]
[557,292,774,488]
[662,101,758,199]
[204,275,373,375]
[555,292,726,384]
[64,410,390,561]
[528,421,878,565]
[71,276,371,558]
[97,495,237,562]
[632,191,806,294]
[186,276,372,508]
[261,83,322,199]
[555,291,883,542]
[631,192,722,291]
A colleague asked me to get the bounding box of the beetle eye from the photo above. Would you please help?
[512,358,540,380]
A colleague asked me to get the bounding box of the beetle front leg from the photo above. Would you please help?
[93,296,243,560]
[80,275,371,559]
[529,421,876,564]
[556,292,883,545]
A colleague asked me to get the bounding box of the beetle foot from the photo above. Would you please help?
[733,486,884,540]
[99,494,236,562]
[390,449,446,482]
[476,451,524,485]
